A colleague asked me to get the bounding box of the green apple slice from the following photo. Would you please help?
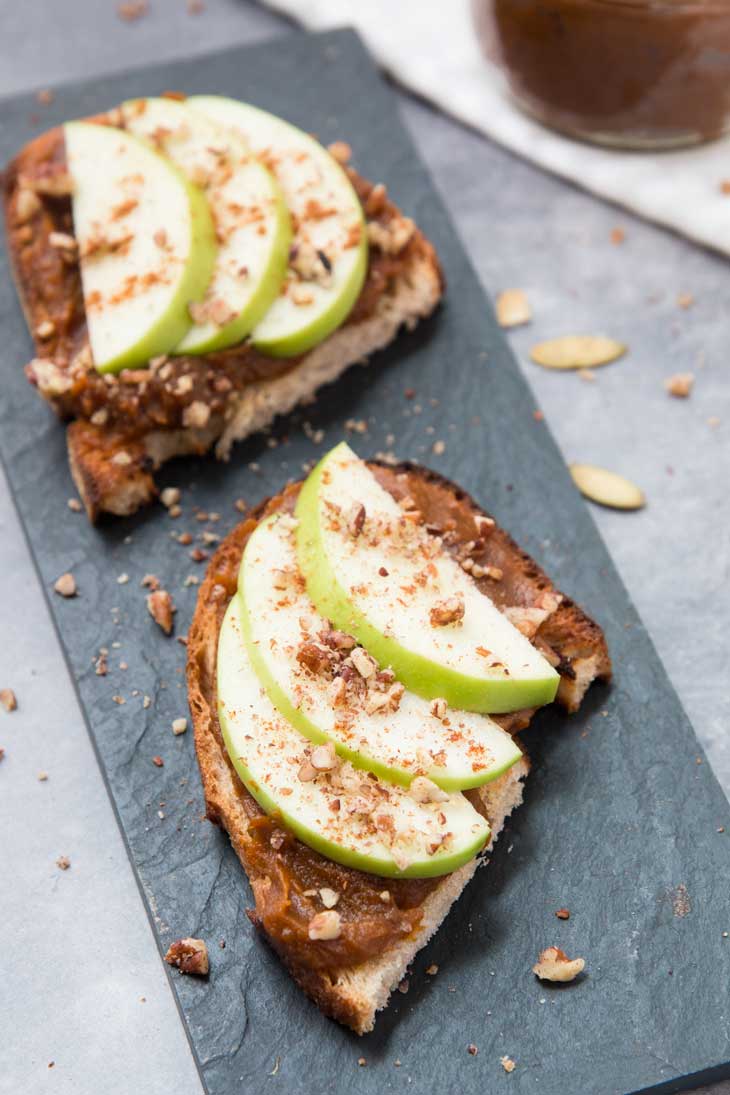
[64,121,216,374]
[121,97,291,355]
[189,95,368,357]
[238,512,522,791]
[296,443,560,714]
[218,597,490,878]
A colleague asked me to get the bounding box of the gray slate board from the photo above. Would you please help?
[1,28,729,1095]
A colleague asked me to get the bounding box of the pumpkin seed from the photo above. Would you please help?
[569,464,645,510]
[496,289,531,328]
[530,335,626,370]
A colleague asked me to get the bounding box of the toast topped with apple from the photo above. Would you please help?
[3,96,442,521]
[187,444,611,1033]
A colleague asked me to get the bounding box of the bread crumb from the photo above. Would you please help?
[172,717,187,736]
[500,1055,516,1073]
[56,855,71,870]
[426,963,439,975]
[677,293,694,309]
[67,498,83,512]
[38,771,48,781]
[555,908,570,919]
[610,227,625,245]
[160,487,181,508]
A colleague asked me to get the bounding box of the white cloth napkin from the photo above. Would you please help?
[261,0,730,257]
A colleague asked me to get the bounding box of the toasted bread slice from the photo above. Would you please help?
[187,463,610,1033]
[4,123,443,522]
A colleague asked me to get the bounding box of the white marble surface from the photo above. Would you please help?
[1,2,728,1093]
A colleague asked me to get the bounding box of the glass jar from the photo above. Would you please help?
[472,0,730,149]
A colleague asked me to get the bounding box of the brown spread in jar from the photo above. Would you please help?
[473,0,730,148]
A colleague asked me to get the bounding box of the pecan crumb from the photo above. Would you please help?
[164,937,209,976]
[533,946,585,982]
[56,855,71,870]
[665,372,694,398]
[327,141,351,164]
[430,594,465,627]
[319,887,340,909]
[429,697,447,720]
[0,689,18,713]
[147,590,176,635]
[467,1044,478,1057]
[409,776,450,804]
[117,1,148,20]
[347,502,366,538]
[54,572,77,598]
[152,755,164,768]
[308,910,342,940]
[555,908,570,920]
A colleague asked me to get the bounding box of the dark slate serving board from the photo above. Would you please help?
[1,28,729,1095]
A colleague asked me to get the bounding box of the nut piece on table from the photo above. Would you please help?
[532,946,585,982]
[1,689,18,713]
[147,590,176,635]
[164,937,209,976]
[429,594,465,628]
[495,289,531,329]
[54,573,77,598]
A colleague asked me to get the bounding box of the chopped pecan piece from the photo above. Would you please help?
[429,594,464,627]
[54,572,77,598]
[308,910,342,941]
[408,776,450,804]
[147,590,176,635]
[533,946,585,982]
[297,641,334,677]
[0,689,18,713]
[164,937,209,976]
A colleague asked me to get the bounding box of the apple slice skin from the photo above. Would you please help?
[65,122,217,374]
[121,97,292,357]
[237,516,523,791]
[217,599,490,879]
[296,445,560,714]
[188,95,369,358]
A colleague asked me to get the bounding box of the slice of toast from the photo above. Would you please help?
[187,463,610,1033]
[3,123,444,522]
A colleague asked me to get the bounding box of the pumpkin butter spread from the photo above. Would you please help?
[189,466,610,974]
[4,120,433,436]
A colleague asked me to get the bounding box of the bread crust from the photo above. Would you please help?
[187,463,610,1033]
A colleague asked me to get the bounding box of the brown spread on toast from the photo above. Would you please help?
[187,463,611,977]
[3,124,437,436]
